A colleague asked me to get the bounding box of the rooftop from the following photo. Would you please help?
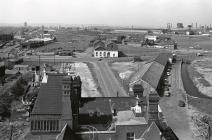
[141,122,162,140]
[31,74,65,115]
[94,42,118,51]
[142,62,164,89]
[115,110,147,126]
[154,53,172,66]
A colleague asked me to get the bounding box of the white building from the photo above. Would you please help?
[144,35,158,42]
[93,42,118,58]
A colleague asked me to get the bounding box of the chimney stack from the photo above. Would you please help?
[71,75,82,130]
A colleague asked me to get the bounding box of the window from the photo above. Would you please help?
[100,52,102,56]
[127,132,135,140]
[96,52,98,56]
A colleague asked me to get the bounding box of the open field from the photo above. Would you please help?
[185,57,212,118]
[118,45,170,60]
[188,57,212,97]
[172,36,212,50]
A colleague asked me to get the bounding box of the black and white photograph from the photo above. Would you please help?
[0,0,212,139]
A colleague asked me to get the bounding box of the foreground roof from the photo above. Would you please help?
[31,74,64,115]
[142,122,161,140]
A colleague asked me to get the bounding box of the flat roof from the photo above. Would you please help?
[115,110,147,125]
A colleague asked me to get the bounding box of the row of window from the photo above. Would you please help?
[127,132,135,140]
[95,51,116,57]
[31,120,59,132]
[63,91,70,95]
[63,85,70,89]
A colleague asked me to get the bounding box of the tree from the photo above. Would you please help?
[147,30,153,35]
[10,80,25,97]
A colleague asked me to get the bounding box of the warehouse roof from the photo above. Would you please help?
[154,53,172,66]
[142,62,164,89]
[142,53,172,89]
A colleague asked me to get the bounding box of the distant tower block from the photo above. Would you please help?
[41,25,44,38]
[24,22,27,28]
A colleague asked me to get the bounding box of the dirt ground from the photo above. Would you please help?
[188,57,212,97]
[55,63,101,97]
[111,62,141,80]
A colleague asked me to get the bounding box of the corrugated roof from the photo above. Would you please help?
[142,62,164,89]
[141,53,172,89]
[154,53,172,66]
[31,74,64,115]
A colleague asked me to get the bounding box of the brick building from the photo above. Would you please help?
[93,41,118,58]
[27,73,164,140]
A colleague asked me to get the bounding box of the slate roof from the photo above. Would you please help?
[142,62,164,89]
[154,53,172,66]
[106,42,118,51]
[80,97,138,114]
[142,122,162,140]
[94,42,118,51]
[56,124,75,140]
[79,98,112,115]
[142,53,172,89]
[31,74,65,115]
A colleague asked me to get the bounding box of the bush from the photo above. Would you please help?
[10,78,27,97]
[178,100,186,107]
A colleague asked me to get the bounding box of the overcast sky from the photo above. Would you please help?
[0,0,212,27]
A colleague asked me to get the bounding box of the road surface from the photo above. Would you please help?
[23,55,128,97]
[160,61,193,140]
[94,61,128,97]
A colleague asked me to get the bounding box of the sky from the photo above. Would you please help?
[0,0,212,28]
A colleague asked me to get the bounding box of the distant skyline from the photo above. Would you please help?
[1,0,212,28]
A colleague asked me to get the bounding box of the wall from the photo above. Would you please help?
[77,124,148,140]
[94,50,118,58]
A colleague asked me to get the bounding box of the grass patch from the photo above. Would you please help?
[189,96,212,116]
[187,64,211,87]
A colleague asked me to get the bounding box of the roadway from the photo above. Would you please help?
[23,55,128,97]
[160,61,194,140]
[95,62,127,97]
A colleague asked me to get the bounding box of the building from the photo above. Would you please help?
[177,23,184,28]
[0,62,5,85]
[144,35,158,42]
[142,53,173,96]
[0,34,14,42]
[93,41,118,58]
[14,65,29,73]
[27,73,165,140]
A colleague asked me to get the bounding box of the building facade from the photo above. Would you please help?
[93,42,118,58]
